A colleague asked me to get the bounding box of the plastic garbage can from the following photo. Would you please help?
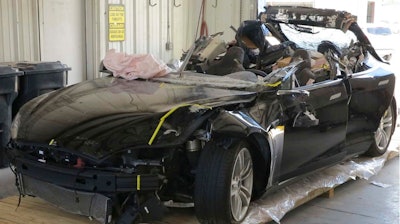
[0,66,22,168]
[10,61,71,117]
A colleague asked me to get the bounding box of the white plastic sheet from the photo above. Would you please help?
[243,148,399,224]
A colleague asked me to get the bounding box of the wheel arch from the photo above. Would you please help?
[391,97,397,135]
[247,133,271,199]
[364,97,397,156]
[210,110,273,198]
[209,132,271,199]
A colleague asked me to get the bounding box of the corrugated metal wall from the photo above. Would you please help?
[88,0,257,79]
[85,0,188,79]
[0,0,40,62]
[1,0,257,80]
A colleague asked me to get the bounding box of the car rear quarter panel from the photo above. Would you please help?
[346,61,395,150]
[346,60,395,140]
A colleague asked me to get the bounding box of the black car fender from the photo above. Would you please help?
[211,110,267,136]
[210,110,272,196]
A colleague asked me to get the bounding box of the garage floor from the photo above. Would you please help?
[274,126,400,224]
[274,156,399,224]
[0,149,398,224]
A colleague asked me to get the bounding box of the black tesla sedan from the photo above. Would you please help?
[7,6,396,224]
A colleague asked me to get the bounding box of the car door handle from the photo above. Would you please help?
[277,89,310,97]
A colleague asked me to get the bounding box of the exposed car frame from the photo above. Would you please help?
[7,6,396,224]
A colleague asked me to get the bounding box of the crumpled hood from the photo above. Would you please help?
[12,75,257,157]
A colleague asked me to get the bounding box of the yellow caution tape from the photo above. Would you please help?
[137,175,141,190]
[276,125,285,131]
[265,81,282,87]
[148,104,212,145]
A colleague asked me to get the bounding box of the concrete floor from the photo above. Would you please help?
[0,167,17,199]
[274,113,400,224]
[273,156,399,224]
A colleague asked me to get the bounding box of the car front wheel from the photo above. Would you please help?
[195,139,253,223]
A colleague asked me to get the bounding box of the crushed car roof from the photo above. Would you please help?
[262,6,357,32]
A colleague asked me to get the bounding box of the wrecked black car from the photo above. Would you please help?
[7,6,396,224]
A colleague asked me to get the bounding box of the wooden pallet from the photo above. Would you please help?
[0,196,91,224]
[0,195,199,224]
[0,187,337,224]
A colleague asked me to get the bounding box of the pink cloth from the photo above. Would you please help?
[103,49,171,80]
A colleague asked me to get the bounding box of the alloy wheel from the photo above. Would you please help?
[375,107,394,150]
[230,147,253,221]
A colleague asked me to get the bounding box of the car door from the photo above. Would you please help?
[277,77,349,182]
[344,65,395,155]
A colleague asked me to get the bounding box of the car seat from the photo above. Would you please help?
[206,46,246,76]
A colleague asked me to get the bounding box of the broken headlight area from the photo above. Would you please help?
[7,137,207,223]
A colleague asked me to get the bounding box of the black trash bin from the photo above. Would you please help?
[9,61,71,117]
[0,66,23,168]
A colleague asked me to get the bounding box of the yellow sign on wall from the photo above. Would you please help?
[108,4,125,42]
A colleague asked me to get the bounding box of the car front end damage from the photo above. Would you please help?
[9,128,202,223]
[8,110,217,223]
[5,5,396,224]
[6,74,260,223]
[12,137,209,223]
[13,155,159,224]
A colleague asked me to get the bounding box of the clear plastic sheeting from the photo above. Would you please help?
[154,72,259,89]
[243,148,399,224]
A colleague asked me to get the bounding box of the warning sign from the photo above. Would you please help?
[108,4,125,42]
[109,29,125,41]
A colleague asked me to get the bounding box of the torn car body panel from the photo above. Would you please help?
[263,6,357,31]
[12,74,257,157]
[7,6,396,224]
[261,6,383,62]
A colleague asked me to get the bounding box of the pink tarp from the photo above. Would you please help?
[103,49,171,80]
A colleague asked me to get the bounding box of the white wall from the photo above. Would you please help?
[0,0,86,85]
[92,1,255,59]
[38,0,86,85]
[0,0,40,62]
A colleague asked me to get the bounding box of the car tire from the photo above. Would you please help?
[195,139,253,224]
[366,100,396,156]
